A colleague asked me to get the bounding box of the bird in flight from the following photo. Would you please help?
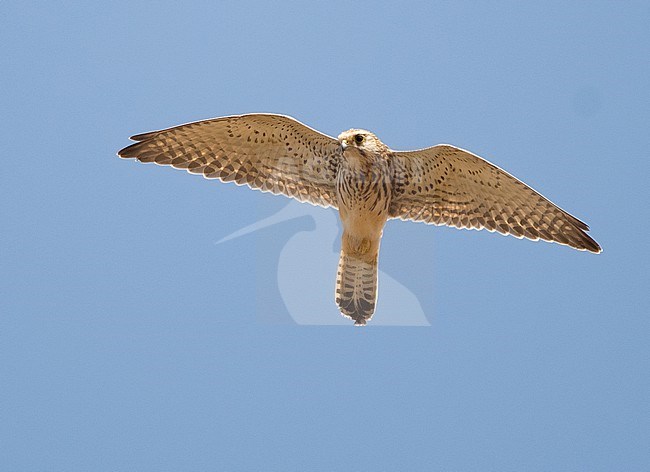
[118,113,601,326]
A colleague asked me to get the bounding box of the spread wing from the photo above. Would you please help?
[389,145,601,253]
[118,113,343,208]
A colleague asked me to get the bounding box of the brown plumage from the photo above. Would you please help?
[118,113,601,325]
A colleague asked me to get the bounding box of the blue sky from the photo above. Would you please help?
[1,1,649,470]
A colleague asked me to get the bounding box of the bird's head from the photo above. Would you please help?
[338,129,388,157]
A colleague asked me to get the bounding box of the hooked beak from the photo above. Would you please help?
[340,139,348,151]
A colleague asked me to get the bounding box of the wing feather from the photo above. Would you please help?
[118,114,342,208]
[389,145,601,253]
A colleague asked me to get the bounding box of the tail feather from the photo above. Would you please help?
[335,250,378,326]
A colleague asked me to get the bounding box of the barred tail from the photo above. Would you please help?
[335,246,379,326]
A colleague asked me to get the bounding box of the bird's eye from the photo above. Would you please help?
[354,134,364,144]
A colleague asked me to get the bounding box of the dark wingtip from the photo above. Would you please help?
[117,141,142,159]
[579,231,602,254]
[588,239,602,254]
[130,130,160,141]
[118,129,161,159]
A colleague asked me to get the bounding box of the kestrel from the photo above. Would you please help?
[118,113,601,325]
